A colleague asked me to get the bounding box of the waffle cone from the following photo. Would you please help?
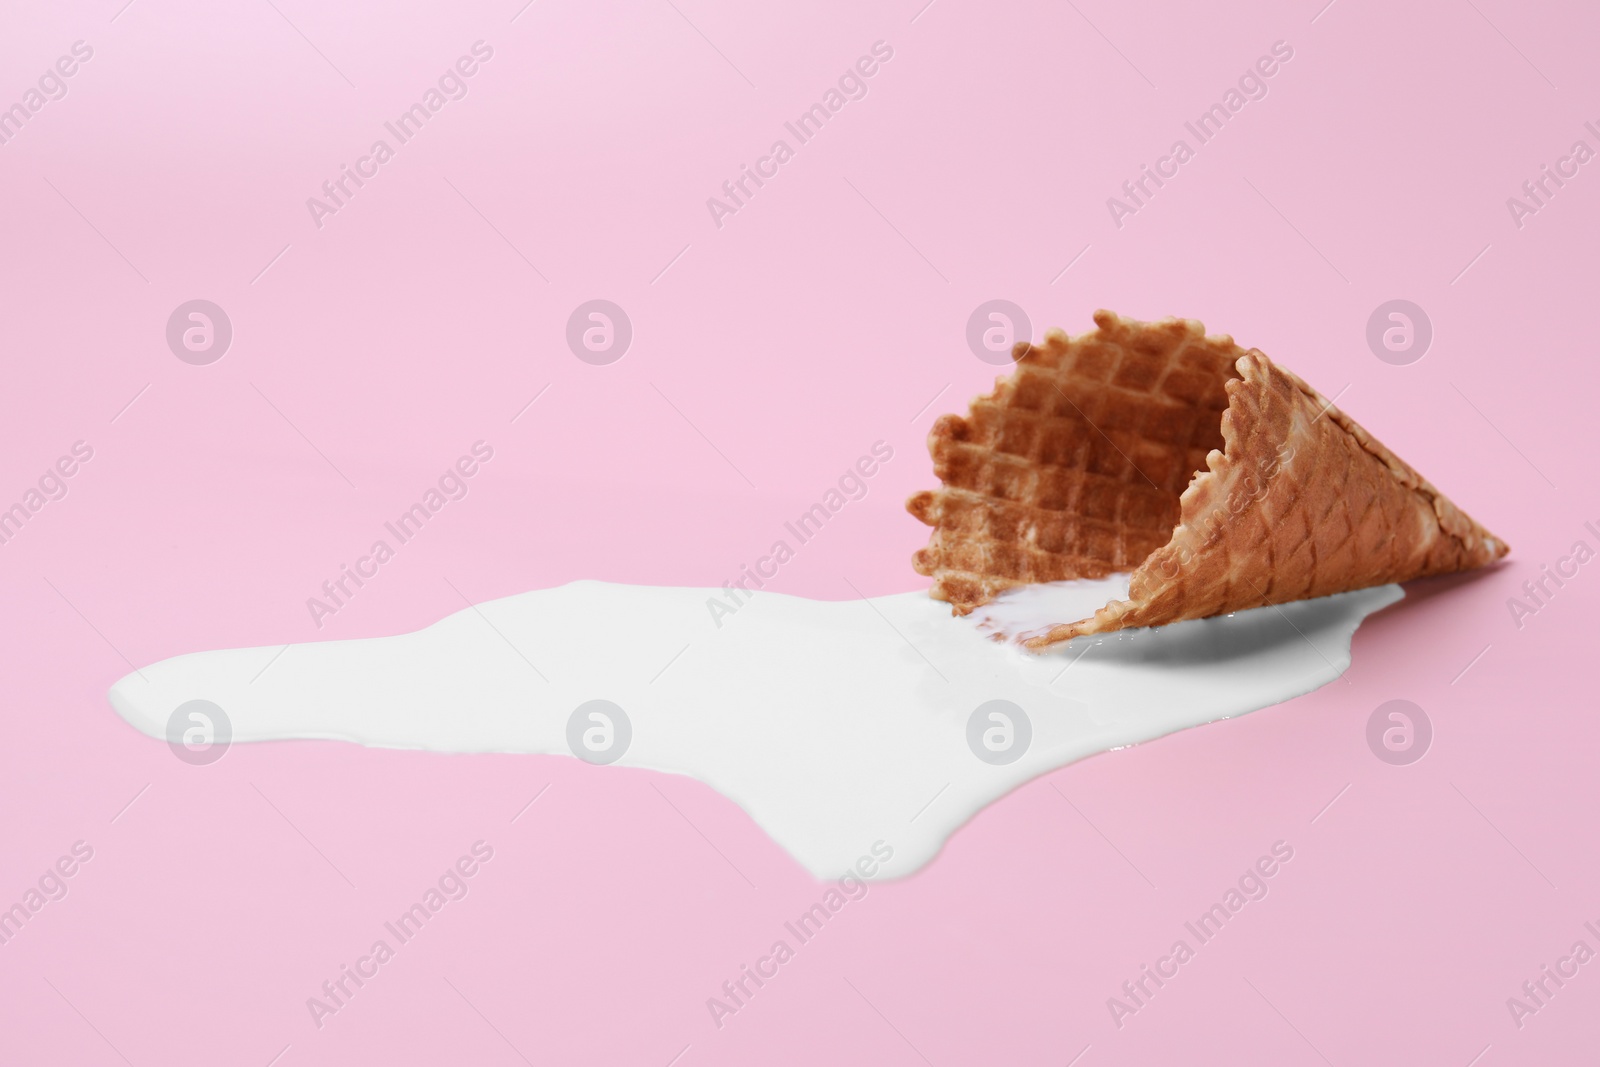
[907,310,1508,650]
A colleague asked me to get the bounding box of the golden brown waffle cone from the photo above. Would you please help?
[907,310,1508,650]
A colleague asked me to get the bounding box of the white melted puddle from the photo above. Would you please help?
[107,580,1401,880]
[969,574,1135,643]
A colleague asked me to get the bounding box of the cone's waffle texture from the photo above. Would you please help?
[907,310,1509,650]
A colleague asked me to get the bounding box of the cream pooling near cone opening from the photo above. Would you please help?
[907,311,1509,650]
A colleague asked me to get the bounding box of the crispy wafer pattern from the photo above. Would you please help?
[907,311,1244,612]
[908,311,1510,648]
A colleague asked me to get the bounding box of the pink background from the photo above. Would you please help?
[2,0,1596,1062]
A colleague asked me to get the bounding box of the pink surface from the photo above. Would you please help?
[1,0,1595,1062]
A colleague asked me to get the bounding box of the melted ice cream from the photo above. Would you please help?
[106,579,1401,879]
[968,574,1135,643]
